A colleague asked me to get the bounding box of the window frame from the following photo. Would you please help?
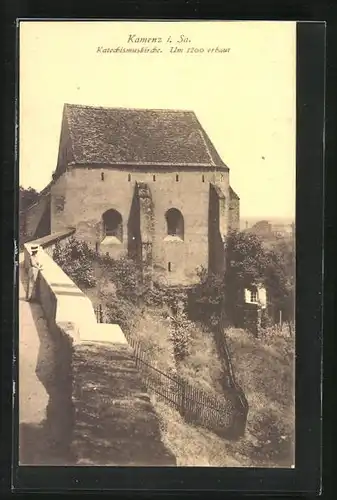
[250,290,258,303]
[102,209,123,242]
[165,208,184,240]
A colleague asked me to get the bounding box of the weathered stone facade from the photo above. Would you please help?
[23,104,240,286]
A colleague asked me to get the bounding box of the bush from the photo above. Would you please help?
[190,231,295,327]
[104,295,138,333]
[53,237,97,288]
[143,283,188,311]
[53,238,145,333]
[168,309,193,361]
[53,237,146,302]
[100,256,143,304]
[189,267,225,323]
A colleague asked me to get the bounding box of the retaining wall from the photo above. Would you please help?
[22,231,176,465]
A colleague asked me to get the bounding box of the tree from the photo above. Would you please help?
[189,267,226,324]
[270,238,295,286]
[19,186,40,243]
[192,230,295,326]
[225,230,270,288]
[225,230,295,323]
[265,238,295,322]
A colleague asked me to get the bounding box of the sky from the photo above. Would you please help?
[19,21,296,219]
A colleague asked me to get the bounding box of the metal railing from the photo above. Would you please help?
[95,304,248,440]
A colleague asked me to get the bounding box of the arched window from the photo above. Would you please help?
[102,209,123,242]
[165,208,184,240]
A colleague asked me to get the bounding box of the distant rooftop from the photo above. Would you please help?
[62,103,228,169]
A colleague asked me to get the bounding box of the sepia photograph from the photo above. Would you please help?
[18,20,296,468]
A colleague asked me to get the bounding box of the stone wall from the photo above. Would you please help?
[22,234,176,465]
[50,166,231,285]
[29,228,76,257]
[23,239,97,343]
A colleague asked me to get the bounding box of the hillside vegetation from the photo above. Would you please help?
[53,236,295,467]
[152,325,294,467]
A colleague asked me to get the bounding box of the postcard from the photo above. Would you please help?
[18,20,296,468]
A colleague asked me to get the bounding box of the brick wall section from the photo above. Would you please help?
[50,166,232,285]
[71,342,176,466]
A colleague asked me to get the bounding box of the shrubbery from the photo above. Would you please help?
[53,237,97,288]
[53,237,197,363]
[225,230,294,323]
[189,230,295,327]
[143,282,188,310]
[189,267,225,324]
[99,255,143,305]
[53,231,294,361]
[52,235,294,466]
[53,238,144,332]
[168,309,193,361]
[19,186,40,244]
[103,295,138,333]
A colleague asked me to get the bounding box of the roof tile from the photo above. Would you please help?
[64,104,227,169]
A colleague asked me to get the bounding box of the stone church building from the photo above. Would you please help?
[22,103,240,286]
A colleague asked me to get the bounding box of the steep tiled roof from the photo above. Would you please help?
[63,104,228,169]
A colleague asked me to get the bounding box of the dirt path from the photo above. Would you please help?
[18,257,59,464]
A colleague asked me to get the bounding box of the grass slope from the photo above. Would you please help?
[131,308,224,394]
[151,326,295,468]
[60,247,294,468]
